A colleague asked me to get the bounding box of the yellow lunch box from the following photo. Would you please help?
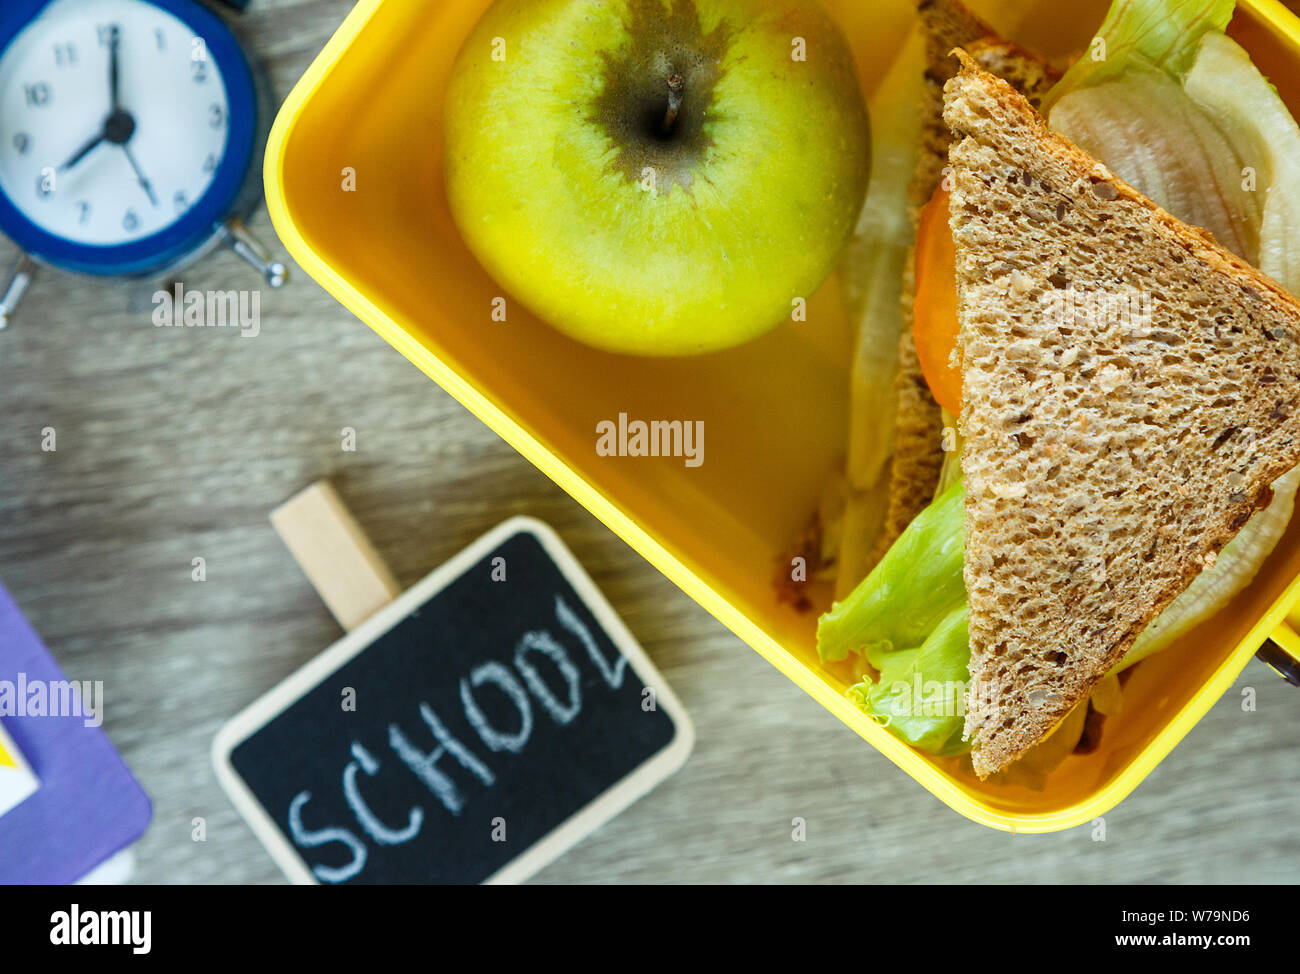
[262,0,1300,832]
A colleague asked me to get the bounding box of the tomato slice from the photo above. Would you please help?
[912,185,963,416]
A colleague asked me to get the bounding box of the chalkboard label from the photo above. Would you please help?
[213,518,692,884]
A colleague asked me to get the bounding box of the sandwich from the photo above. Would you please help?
[817,0,1300,780]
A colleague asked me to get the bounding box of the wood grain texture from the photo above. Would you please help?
[0,0,1296,885]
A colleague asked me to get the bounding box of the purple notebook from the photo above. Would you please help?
[0,581,151,884]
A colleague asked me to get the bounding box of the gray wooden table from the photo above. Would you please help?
[0,0,1296,885]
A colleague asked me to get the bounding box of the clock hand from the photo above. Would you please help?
[108,25,121,111]
[62,105,135,180]
[58,132,106,172]
[120,144,158,207]
[59,24,128,178]
[101,28,157,211]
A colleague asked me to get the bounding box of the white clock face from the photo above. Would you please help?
[0,0,230,247]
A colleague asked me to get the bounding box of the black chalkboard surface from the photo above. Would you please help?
[213,518,692,885]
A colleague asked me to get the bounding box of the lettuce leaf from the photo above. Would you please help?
[1041,0,1233,111]
[852,606,970,756]
[817,479,965,665]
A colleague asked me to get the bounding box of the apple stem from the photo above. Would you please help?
[661,74,685,135]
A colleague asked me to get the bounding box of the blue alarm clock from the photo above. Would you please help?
[0,0,284,328]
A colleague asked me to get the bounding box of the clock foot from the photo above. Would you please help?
[220,220,288,289]
[0,254,36,331]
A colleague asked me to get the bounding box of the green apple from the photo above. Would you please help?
[444,0,871,356]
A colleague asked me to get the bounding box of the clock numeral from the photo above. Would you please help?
[13,132,30,155]
[174,190,189,214]
[209,104,225,129]
[191,39,209,84]
[53,43,77,67]
[123,209,139,232]
[76,201,91,225]
[24,83,51,108]
[156,29,167,51]
[202,153,217,174]
[96,24,116,47]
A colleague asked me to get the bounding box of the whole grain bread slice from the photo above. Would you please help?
[945,50,1300,778]
[874,3,1059,568]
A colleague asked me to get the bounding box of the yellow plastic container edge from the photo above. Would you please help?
[262,0,1300,834]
